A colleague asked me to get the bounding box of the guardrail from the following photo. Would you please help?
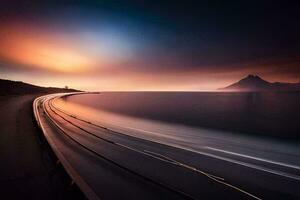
[33,94,100,200]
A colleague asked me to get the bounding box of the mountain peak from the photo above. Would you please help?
[244,74,264,80]
[239,74,269,85]
[246,74,259,79]
[220,75,300,91]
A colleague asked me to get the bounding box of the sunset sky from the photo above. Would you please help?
[0,1,300,91]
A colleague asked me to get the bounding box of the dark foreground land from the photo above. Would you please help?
[0,94,83,200]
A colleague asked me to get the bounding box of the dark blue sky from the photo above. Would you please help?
[0,0,300,90]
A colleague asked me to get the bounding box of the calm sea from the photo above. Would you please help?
[62,92,300,140]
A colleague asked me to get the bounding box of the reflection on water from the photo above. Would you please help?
[59,92,300,140]
[53,92,300,166]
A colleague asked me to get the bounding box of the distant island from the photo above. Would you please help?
[220,74,300,91]
[0,79,80,95]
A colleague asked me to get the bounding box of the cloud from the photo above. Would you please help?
[1,1,300,90]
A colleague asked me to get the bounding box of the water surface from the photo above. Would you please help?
[60,92,300,140]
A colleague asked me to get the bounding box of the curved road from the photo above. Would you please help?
[33,93,300,200]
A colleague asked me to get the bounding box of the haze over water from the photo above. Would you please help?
[58,92,300,140]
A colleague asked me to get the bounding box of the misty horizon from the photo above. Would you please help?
[1,1,300,91]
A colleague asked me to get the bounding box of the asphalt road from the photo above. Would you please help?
[35,93,300,200]
[0,94,82,200]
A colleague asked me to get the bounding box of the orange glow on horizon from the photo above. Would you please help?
[0,24,92,73]
[1,22,299,91]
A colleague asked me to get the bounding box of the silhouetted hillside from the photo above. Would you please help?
[0,79,80,95]
[220,75,300,91]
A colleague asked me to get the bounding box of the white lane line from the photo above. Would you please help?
[103,126,300,181]
[49,100,263,200]
[142,149,224,180]
[205,147,300,170]
[108,127,300,180]
[143,150,262,200]
[110,129,300,181]
[49,103,300,181]
[173,146,300,181]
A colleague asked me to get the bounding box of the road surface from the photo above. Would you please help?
[34,93,300,200]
